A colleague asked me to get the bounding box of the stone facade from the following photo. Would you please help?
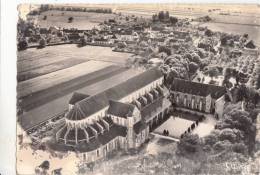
[171,78,227,118]
[53,68,171,163]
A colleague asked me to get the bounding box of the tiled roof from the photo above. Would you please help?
[133,120,147,134]
[141,98,163,120]
[141,97,171,122]
[69,92,89,105]
[65,105,86,120]
[66,68,163,121]
[171,78,226,99]
[56,122,127,153]
[107,100,135,118]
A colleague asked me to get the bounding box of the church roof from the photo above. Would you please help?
[171,78,226,99]
[245,40,256,49]
[133,120,147,134]
[69,92,89,105]
[107,100,135,118]
[66,68,163,121]
[65,105,86,120]
[55,117,127,152]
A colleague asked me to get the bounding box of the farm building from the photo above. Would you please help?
[53,68,172,163]
[170,78,227,118]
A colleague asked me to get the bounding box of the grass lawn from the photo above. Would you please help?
[154,117,194,138]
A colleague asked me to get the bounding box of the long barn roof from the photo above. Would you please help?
[171,78,226,99]
[66,68,163,121]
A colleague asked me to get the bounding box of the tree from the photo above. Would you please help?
[87,162,95,172]
[68,16,74,23]
[218,128,242,143]
[204,130,220,146]
[191,53,201,65]
[165,11,170,19]
[39,160,50,171]
[177,134,201,154]
[18,39,28,50]
[189,62,199,74]
[220,35,228,46]
[159,46,171,56]
[158,11,165,21]
[152,14,158,22]
[169,16,178,25]
[79,37,87,47]
[205,29,213,37]
[38,38,46,48]
[213,140,232,152]
[232,142,248,155]
[165,69,179,86]
[52,168,62,175]
[204,67,220,80]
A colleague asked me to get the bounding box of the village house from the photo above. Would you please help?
[53,68,171,163]
[92,38,113,46]
[170,78,226,118]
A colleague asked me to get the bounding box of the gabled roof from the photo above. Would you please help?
[171,78,226,99]
[107,100,135,118]
[133,120,147,134]
[66,68,163,121]
[69,92,89,105]
[245,40,256,49]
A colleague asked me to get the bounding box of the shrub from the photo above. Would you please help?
[189,62,199,74]
[18,39,28,50]
[177,134,201,154]
[38,38,46,48]
[68,17,74,23]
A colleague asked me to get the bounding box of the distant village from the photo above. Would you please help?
[17,5,260,175]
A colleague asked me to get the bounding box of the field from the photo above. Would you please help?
[17,44,133,107]
[20,65,126,111]
[36,10,116,29]
[17,60,114,98]
[18,45,132,80]
[200,23,260,45]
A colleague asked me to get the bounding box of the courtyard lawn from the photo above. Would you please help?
[154,117,193,139]
[193,116,217,137]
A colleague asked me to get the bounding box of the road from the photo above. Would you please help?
[19,68,142,130]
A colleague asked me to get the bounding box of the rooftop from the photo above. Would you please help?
[171,78,226,99]
[69,92,89,105]
[107,100,135,118]
[54,117,127,153]
[66,68,163,121]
